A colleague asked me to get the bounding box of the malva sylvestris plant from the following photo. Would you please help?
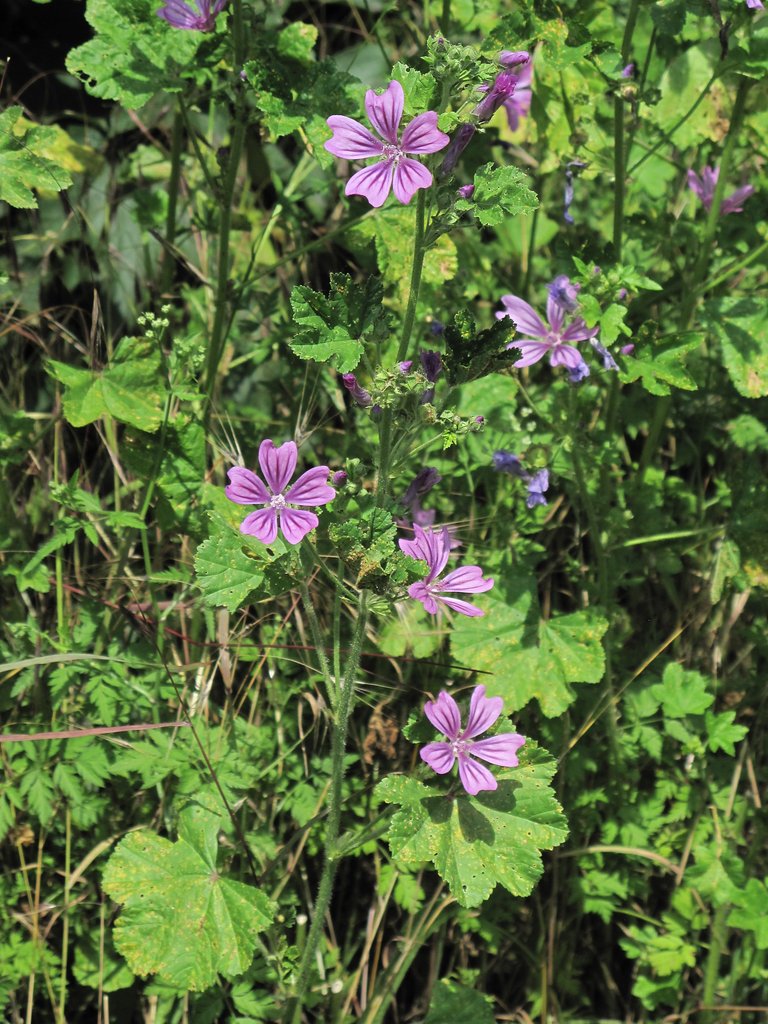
[687,165,756,216]
[421,686,526,795]
[399,524,494,617]
[497,275,597,372]
[324,80,450,208]
[225,439,336,545]
[156,0,227,31]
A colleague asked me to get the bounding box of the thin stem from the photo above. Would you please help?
[376,190,427,506]
[298,579,338,707]
[613,0,641,258]
[160,107,184,294]
[285,592,369,1024]
[701,904,730,1023]
[203,0,247,408]
[57,806,71,1022]
[637,77,751,480]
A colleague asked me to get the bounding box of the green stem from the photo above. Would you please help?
[160,107,184,294]
[203,0,247,408]
[298,579,338,708]
[613,0,641,258]
[285,592,369,1024]
[57,805,71,1022]
[701,904,730,1023]
[637,78,751,480]
[440,0,451,32]
[376,190,427,506]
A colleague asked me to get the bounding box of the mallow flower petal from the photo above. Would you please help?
[364,80,404,144]
[408,581,439,615]
[284,466,336,506]
[561,319,599,343]
[325,116,384,159]
[550,343,585,369]
[346,160,394,208]
[721,185,755,215]
[401,111,451,154]
[279,508,319,545]
[420,741,456,774]
[392,158,433,205]
[462,685,502,739]
[225,467,270,505]
[240,507,278,544]
[439,566,494,595]
[458,755,497,795]
[258,439,297,494]
[470,732,526,766]
[498,295,549,337]
[436,595,485,617]
[422,526,452,581]
[424,691,461,738]
[511,341,553,367]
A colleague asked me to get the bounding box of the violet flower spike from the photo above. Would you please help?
[497,278,598,371]
[420,686,526,796]
[687,165,755,216]
[225,440,336,545]
[499,58,532,132]
[341,373,373,408]
[399,525,493,617]
[325,80,450,208]
[157,0,227,30]
[525,469,549,509]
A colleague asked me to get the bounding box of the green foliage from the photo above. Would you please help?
[443,311,517,385]
[66,0,202,107]
[455,163,539,227]
[289,274,390,372]
[195,515,293,611]
[0,107,73,208]
[620,329,699,396]
[424,977,495,1024]
[103,802,274,990]
[378,743,568,908]
[450,573,608,716]
[46,336,166,430]
[701,297,768,398]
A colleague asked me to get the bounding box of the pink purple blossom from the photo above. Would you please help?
[156,0,227,30]
[341,373,372,407]
[420,686,526,795]
[493,452,550,507]
[496,276,597,372]
[325,80,449,208]
[687,166,755,216]
[225,440,335,545]
[399,525,493,617]
[498,57,532,132]
[746,0,764,10]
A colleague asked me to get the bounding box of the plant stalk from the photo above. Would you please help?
[285,591,369,1023]
[612,0,641,259]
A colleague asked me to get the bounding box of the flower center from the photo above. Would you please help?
[270,493,287,511]
[382,143,403,164]
[450,737,473,757]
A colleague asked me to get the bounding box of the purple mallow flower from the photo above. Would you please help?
[156,0,227,30]
[621,63,635,78]
[494,452,550,508]
[525,469,549,508]
[342,373,372,408]
[548,274,580,313]
[225,440,336,545]
[687,166,755,216]
[399,525,493,617]
[746,0,764,10]
[457,184,475,199]
[498,57,532,132]
[420,686,526,795]
[325,80,449,208]
[497,276,598,371]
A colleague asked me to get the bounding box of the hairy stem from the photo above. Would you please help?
[376,189,427,506]
[286,592,369,1023]
[160,107,184,294]
[612,0,641,258]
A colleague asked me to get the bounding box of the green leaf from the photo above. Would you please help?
[379,602,441,660]
[424,978,495,1024]
[390,62,437,114]
[443,310,517,386]
[66,0,202,108]
[647,40,727,149]
[46,337,165,430]
[649,663,713,718]
[377,743,568,907]
[450,574,608,716]
[0,107,73,208]
[195,529,266,613]
[620,330,699,396]
[701,297,768,399]
[289,274,389,372]
[276,22,318,64]
[729,879,768,948]
[456,162,539,227]
[102,803,274,991]
[704,710,747,757]
[710,538,740,604]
